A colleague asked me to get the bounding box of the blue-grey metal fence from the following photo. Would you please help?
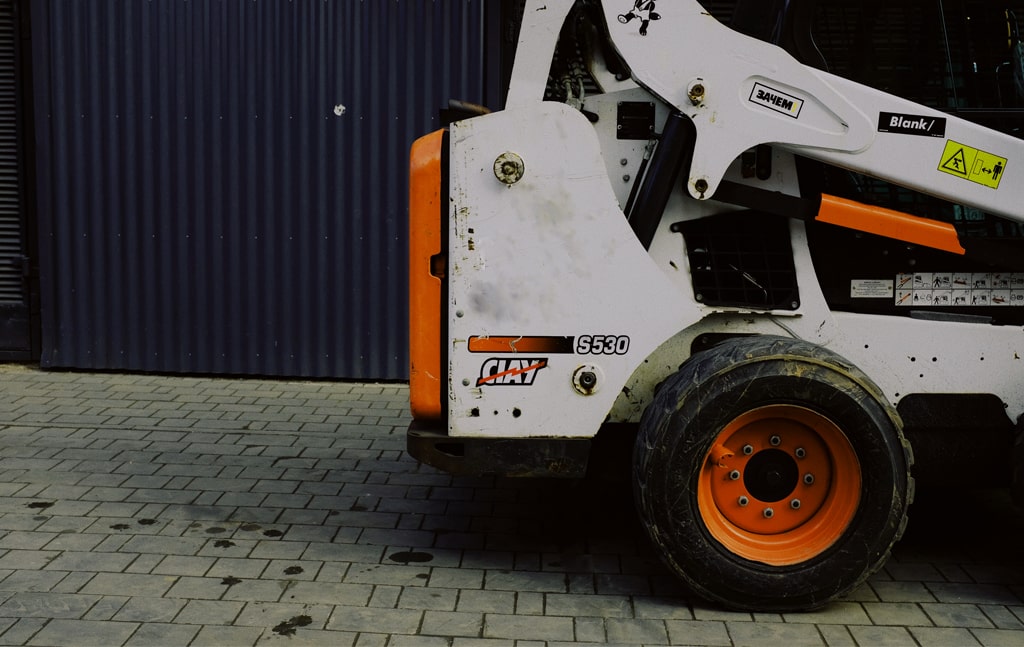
[31,0,493,378]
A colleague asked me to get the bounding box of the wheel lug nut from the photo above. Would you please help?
[738,496,748,506]
[763,507,774,518]
[795,447,806,458]
[790,498,801,510]
[769,435,781,446]
[804,473,815,485]
[742,444,753,455]
[729,470,741,481]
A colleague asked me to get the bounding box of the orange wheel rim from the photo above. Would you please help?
[696,404,862,566]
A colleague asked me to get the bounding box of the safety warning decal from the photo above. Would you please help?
[850,279,894,299]
[895,272,1024,307]
[937,140,1006,189]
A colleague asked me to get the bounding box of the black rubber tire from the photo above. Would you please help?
[634,335,913,611]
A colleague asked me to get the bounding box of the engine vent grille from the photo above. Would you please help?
[675,212,799,311]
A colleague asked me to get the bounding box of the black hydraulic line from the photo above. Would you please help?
[622,151,650,217]
[712,180,820,221]
[755,144,774,180]
[627,112,696,250]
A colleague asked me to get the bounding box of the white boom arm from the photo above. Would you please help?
[509,0,1024,223]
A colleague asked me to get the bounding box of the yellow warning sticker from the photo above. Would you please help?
[937,140,1007,189]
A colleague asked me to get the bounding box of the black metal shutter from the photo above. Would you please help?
[0,0,30,359]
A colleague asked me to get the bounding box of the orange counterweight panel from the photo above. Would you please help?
[409,130,446,420]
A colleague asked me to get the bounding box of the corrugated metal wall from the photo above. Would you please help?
[0,0,30,357]
[0,0,19,306]
[31,0,493,379]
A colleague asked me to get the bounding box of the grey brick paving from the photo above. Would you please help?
[0,365,1021,646]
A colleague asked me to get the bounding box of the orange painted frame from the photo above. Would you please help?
[409,130,445,420]
[817,193,965,255]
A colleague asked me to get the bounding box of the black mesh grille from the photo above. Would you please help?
[676,212,799,311]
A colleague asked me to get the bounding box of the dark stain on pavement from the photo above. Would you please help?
[388,551,434,564]
[272,615,313,636]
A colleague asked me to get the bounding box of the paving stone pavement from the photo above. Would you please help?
[0,363,1022,646]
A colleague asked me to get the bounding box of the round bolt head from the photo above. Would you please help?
[493,152,525,185]
[769,435,781,446]
[729,470,741,481]
[578,371,597,390]
[572,365,604,396]
[687,80,706,105]
[790,498,801,510]
[763,507,774,519]
[795,447,806,458]
[804,473,815,485]
[742,444,754,455]
[738,496,749,506]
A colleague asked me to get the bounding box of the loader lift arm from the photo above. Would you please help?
[512,0,1023,228]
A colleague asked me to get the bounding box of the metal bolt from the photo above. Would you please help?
[622,174,631,182]
[763,507,774,519]
[729,470,741,481]
[790,499,801,510]
[620,158,628,166]
[493,152,525,185]
[578,371,597,391]
[738,496,748,506]
[687,81,705,105]
[693,178,709,195]
[795,447,806,458]
[769,435,781,446]
[804,473,815,485]
[462,378,470,386]
[742,444,754,455]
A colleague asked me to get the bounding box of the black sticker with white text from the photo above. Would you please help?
[878,112,946,138]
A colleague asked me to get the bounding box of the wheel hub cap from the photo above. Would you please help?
[743,449,799,503]
[697,404,862,565]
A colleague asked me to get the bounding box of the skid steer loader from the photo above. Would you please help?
[408,0,1024,610]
